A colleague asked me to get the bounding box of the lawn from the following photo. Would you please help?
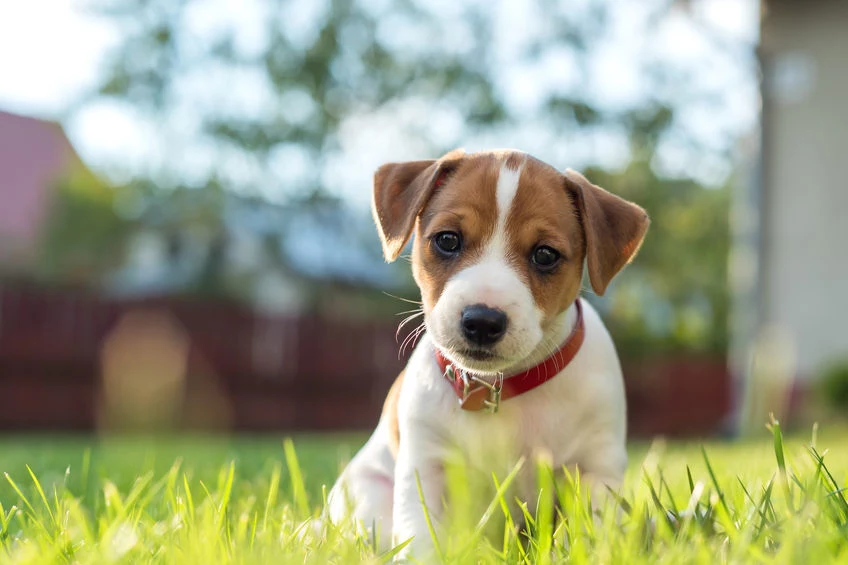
[0,423,846,563]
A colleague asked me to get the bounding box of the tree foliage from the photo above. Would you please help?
[72,0,752,355]
[38,163,134,286]
[83,0,748,195]
[586,159,730,357]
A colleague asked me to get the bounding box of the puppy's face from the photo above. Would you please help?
[412,153,585,373]
[372,150,649,374]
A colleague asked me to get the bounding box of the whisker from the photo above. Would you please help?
[400,328,424,359]
[395,307,424,316]
[398,322,426,359]
[398,325,416,349]
[396,311,424,339]
[549,337,562,375]
[397,311,424,328]
[540,336,561,380]
[408,328,426,355]
[398,333,415,360]
[540,337,553,381]
[382,292,422,305]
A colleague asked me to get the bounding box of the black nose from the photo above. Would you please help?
[461,304,508,347]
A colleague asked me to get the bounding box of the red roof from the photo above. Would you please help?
[0,110,79,265]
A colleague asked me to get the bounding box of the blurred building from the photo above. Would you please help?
[106,192,403,316]
[733,0,847,411]
[0,111,82,271]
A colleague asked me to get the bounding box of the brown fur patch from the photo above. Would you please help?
[411,154,504,312]
[504,151,526,171]
[505,156,587,327]
[372,150,467,262]
[383,370,405,458]
[563,169,650,295]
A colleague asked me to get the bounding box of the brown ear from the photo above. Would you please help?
[372,149,465,261]
[564,169,650,296]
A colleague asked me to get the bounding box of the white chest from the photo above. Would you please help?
[403,339,589,475]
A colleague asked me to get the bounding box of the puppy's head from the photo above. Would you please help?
[373,149,649,374]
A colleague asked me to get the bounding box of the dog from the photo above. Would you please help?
[327,149,649,559]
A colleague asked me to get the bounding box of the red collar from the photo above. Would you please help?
[435,300,585,413]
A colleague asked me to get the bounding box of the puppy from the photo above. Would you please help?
[327,149,649,559]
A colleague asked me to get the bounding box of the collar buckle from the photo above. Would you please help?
[476,372,504,414]
[446,364,503,414]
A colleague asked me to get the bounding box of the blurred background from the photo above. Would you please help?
[0,0,842,438]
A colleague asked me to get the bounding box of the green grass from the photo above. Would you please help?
[0,422,847,563]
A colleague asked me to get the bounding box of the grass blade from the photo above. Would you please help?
[414,469,443,562]
[24,465,55,527]
[263,462,281,533]
[701,447,729,517]
[284,439,309,518]
[768,417,796,513]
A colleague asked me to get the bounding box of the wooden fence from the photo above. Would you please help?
[0,286,732,435]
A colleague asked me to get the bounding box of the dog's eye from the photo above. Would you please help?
[531,246,560,271]
[432,231,462,256]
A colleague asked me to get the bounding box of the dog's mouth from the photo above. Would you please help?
[425,316,533,373]
[460,348,499,362]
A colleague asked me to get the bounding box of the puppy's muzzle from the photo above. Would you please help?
[460,304,508,347]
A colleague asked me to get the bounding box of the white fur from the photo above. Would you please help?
[495,159,523,214]
[327,301,626,558]
[327,158,628,560]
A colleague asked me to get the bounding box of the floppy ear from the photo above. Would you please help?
[372,150,465,262]
[563,169,650,296]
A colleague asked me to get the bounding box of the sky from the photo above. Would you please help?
[0,0,761,204]
[0,2,118,117]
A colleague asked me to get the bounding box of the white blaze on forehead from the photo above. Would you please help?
[486,156,525,257]
[494,158,524,220]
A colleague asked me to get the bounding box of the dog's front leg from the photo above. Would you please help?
[392,439,445,561]
[578,439,628,516]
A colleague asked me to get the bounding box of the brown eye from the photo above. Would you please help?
[433,231,461,256]
[531,245,560,271]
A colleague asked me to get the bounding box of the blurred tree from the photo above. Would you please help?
[38,163,134,286]
[81,0,749,196]
[75,0,752,355]
[586,158,730,357]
